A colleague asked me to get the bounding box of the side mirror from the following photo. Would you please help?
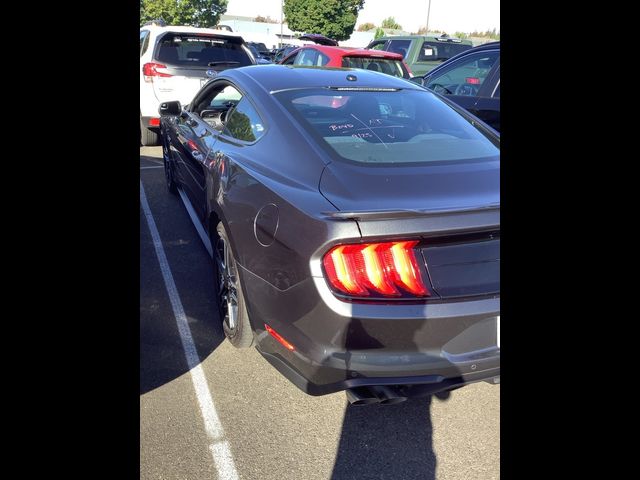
[159,101,182,116]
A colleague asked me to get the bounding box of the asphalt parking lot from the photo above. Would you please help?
[140,145,500,480]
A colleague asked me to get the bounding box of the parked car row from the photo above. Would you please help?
[142,24,500,405]
[142,26,500,145]
[366,34,475,76]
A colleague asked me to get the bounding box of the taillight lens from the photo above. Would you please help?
[323,241,430,298]
[142,62,172,80]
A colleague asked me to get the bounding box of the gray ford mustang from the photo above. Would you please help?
[159,65,500,405]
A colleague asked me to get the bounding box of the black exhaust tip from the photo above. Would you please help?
[346,387,380,406]
[371,386,407,405]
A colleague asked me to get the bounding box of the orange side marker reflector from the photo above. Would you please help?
[265,324,295,351]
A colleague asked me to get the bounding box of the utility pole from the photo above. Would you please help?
[280,0,284,47]
[426,0,431,35]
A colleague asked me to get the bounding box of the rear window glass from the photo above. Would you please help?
[274,88,499,165]
[341,57,407,78]
[155,33,253,67]
[418,41,472,61]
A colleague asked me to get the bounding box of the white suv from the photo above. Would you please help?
[140,25,255,146]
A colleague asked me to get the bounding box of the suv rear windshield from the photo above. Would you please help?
[419,41,472,61]
[274,88,499,165]
[155,33,253,67]
[341,57,408,79]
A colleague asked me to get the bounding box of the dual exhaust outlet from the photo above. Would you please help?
[346,385,407,406]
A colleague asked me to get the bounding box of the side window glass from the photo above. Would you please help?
[492,81,500,99]
[425,51,499,97]
[193,84,243,131]
[282,53,298,65]
[317,52,330,66]
[223,98,266,142]
[140,31,150,57]
[386,40,411,58]
[295,49,319,66]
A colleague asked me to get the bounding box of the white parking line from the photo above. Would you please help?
[140,180,239,480]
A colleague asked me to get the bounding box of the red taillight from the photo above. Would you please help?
[265,324,295,351]
[149,118,160,127]
[142,62,172,80]
[466,77,481,85]
[322,241,430,298]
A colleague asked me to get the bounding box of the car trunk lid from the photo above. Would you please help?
[319,161,500,299]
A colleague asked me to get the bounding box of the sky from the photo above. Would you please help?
[225,0,500,34]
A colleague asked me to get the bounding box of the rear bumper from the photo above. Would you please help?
[258,347,499,396]
[241,265,500,396]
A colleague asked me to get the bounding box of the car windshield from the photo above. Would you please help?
[155,33,253,67]
[341,57,407,78]
[274,88,499,165]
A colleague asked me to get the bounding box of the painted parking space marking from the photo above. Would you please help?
[140,180,239,480]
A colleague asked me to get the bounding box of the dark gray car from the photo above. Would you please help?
[159,65,500,405]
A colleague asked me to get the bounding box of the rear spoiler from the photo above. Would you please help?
[322,204,500,221]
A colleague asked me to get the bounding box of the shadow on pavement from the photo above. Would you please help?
[332,396,438,479]
[140,151,225,395]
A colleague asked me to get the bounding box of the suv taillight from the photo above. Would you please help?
[322,241,430,298]
[142,62,172,81]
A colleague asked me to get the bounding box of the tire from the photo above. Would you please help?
[162,134,178,195]
[214,222,254,348]
[140,116,159,146]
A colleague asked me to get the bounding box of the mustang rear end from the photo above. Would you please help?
[245,206,499,402]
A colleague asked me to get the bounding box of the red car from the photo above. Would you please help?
[279,34,412,79]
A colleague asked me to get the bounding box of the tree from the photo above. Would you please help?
[416,25,441,35]
[357,22,375,31]
[254,15,278,24]
[140,0,228,28]
[284,0,365,42]
[374,27,385,39]
[380,16,402,30]
[453,31,468,39]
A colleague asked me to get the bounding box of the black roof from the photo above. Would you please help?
[220,65,422,94]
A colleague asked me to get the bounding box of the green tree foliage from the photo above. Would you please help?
[284,0,365,41]
[374,27,385,39]
[254,15,278,24]
[416,25,442,34]
[357,22,375,31]
[453,31,468,39]
[469,29,500,40]
[140,0,228,28]
[380,16,402,30]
